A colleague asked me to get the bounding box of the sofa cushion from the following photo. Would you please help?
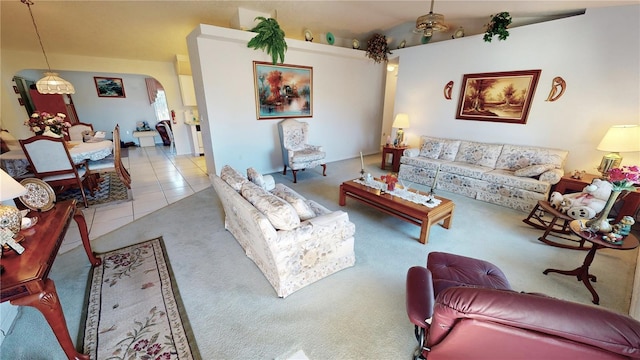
[271,183,316,221]
[495,144,568,171]
[241,181,300,230]
[454,141,503,168]
[400,155,445,170]
[514,164,556,177]
[439,139,461,161]
[482,169,551,193]
[247,167,275,191]
[440,162,494,179]
[220,165,248,192]
[419,137,444,159]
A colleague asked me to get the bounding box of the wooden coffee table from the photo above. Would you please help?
[339,179,454,244]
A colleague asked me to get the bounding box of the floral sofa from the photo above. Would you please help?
[212,165,356,298]
[398,136,569,212]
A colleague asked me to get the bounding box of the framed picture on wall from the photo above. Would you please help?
[94,77,126,98]
[253,61,313,120]
[455,69,541,124]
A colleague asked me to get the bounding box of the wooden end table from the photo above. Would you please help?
[381,145,407,173]
[554,173,640,223]
[543,220,639,305]
[1,199,101,360]
[339,179,454,244]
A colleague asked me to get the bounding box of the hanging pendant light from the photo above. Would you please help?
[22,0,75,94]
[416,0,448,38]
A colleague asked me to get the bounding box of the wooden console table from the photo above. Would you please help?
[1,199,101,360]
[554,173,640,223]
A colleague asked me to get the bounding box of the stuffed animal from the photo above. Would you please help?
[549,178,613,220]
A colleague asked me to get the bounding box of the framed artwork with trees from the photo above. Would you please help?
[456,69,541,124]
[253,61,312,120]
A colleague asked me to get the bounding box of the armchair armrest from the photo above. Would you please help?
[403,148,419,157]
[406,266,435,329]
[274,210,355,249]
[304,144,323,152]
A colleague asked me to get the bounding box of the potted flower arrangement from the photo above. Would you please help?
[365,33,392,63]
[24,111,70,137]
[586,165,639,234]
[381,173,399,191]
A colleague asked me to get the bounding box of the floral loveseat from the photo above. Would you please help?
[398,136,569,212]
[212,165,356,298]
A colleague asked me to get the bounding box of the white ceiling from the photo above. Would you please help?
[1,1,637,63]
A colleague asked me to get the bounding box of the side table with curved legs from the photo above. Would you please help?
[543,220,639,305]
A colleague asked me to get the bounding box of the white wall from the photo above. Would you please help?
[393,5,640,317]
[393,6,640,173]
[187,25,386,175]
[16,69,159,145]
[1,51,194,155]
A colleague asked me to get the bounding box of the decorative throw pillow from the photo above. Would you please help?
[247,167,275,191]
[419,139,444,159]
[241,181,300,230]
[271,183,316,220]
[220,165,247,192]
[439,140,461,161]
[514,164,556,177]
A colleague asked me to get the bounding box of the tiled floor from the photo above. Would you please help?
[59,145,210,254]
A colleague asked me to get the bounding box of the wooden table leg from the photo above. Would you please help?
[339,185,347,206]
[11,279,90,360]
[419,219,430,244]
[543,245,600,304]
[73,210,101,266]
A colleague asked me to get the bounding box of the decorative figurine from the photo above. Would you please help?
[614,216,635,237]
[570,170,586,179]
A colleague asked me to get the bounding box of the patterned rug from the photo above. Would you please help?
[82,237,200,359]
[57,171,131,207]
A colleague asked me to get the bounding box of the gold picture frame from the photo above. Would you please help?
[253,61,312,120]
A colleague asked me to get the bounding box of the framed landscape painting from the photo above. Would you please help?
[253,61,312,120]
[456,69,541,124]
[94,77,126,98]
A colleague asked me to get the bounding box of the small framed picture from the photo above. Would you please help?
[94,77,126,98]
[13,86,19,94]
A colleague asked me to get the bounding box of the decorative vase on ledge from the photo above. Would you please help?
[585,190,622,233]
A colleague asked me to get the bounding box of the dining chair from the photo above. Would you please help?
[67,122,94,142]
[88,125,131,188]
[156,121,175,154]
[19,135,91,208]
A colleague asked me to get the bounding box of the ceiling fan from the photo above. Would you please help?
[415,0,448,37]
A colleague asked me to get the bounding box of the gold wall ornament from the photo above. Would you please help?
[546,76,566,102]
[443,81,453,100]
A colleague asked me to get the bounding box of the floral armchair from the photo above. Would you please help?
[277,118,326,183]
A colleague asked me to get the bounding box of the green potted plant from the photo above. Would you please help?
[483,12,512,42]
[365,33,392,63]
[247,16,287,64]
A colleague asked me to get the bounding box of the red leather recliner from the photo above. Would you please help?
[407,252,640,359]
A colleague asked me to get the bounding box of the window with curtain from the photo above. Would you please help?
[153,90,170,122]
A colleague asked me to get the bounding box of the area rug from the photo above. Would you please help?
[82,237,200,360]
[57,171,131,207]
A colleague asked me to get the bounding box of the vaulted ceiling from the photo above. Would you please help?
[1,1,636,63]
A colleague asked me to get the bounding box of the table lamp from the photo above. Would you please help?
[0,169,27,236]
[392,113,410,146]
[596,125,640,178]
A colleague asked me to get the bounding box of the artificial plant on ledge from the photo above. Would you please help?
[483,12,512,42]
[247,16,288,64]
[365,33,392,63]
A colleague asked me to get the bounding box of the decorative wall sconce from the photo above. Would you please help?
[443,81,453,100]
[546,76,566,102]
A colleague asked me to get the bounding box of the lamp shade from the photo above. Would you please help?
[0,169,27,201]
[596,125,640,152]
[392,113,410,129]
[36,72,76,95]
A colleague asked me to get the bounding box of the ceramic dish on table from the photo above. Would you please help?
[19,178,56,211]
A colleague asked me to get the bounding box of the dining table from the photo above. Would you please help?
[0,139,113,178]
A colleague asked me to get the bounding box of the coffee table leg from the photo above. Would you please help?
[11,279,90,360]
[419,219,431,244]
[339,185,346,206]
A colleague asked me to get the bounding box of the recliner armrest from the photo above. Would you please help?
[406,266,435,329]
